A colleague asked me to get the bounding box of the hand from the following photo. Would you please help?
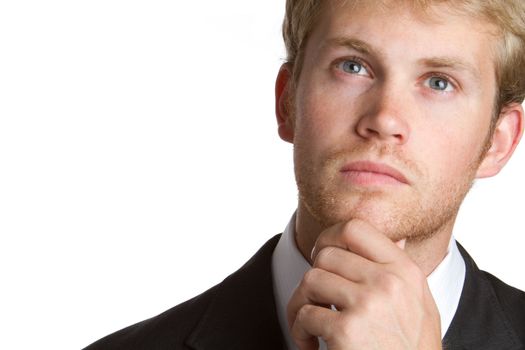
[287,220,442,350]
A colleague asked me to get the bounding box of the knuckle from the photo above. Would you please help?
[296,304,315,323]
[341,221,358,238]
[343,219,366,233]
[302,268,321,288]
[340,220,368,242]
[377,272,404,295]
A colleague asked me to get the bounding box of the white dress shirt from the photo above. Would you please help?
[272,214,466,350]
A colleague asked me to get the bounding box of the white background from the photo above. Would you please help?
[0,1,523,349]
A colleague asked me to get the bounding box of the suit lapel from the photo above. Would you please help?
[442,243,523,350]
[185,234,286,350]
[184,236,523,350]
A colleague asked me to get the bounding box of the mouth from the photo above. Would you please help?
[340,161,409,186]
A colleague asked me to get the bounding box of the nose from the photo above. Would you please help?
[355,89,411,145]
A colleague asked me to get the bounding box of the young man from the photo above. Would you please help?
[84,1,525,349]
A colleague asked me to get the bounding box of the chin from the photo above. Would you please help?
[303,194,428,243]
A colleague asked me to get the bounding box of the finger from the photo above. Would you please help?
[312,219,406,264]
[290,304,336,350]
[287,268,358,327]
[313,246,375,283]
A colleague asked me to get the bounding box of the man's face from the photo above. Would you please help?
[290,2,499,241]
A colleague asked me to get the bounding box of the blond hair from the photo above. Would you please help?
[283,0,525,111]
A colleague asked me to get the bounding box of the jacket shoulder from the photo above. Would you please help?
[83,234,283,350]
[83,285,218,350]
[482,270,525,340]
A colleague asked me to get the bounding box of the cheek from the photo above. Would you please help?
[294,83,355,150]
[415,122,486,185]
[415,96,491,166]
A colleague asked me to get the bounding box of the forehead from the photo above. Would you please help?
[307,0,499,71]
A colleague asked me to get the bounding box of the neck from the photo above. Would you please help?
[294,202,454,276]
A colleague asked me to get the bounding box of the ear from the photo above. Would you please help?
[275,64,295,143]
[476,103,524,178]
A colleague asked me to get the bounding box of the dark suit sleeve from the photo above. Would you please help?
[83,285,217,350]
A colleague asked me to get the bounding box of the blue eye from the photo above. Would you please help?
[339,60,369,76]
[426,76,454,92]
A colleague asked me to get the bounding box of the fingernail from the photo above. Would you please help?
[396,239,406,250]
[310,245,316,262]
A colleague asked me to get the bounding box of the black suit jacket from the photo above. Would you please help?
[84,234,525,350]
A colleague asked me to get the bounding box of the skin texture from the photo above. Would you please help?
[275,1,524,349]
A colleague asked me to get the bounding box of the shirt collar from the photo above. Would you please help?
[272,214,466,350]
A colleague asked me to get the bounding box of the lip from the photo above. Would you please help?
[340,161,409,185]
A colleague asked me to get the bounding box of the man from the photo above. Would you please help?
[84,0,525,349]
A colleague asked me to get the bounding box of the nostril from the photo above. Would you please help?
[366,128,380,136]
[355,111,410,145]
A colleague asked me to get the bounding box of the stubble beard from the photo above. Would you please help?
[294,142,481,243]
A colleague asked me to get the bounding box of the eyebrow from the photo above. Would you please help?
[323,36,481,81]
[418,57,480,81]
[323,37,378,56]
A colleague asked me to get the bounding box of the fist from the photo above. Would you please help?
[287,220,442,350]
